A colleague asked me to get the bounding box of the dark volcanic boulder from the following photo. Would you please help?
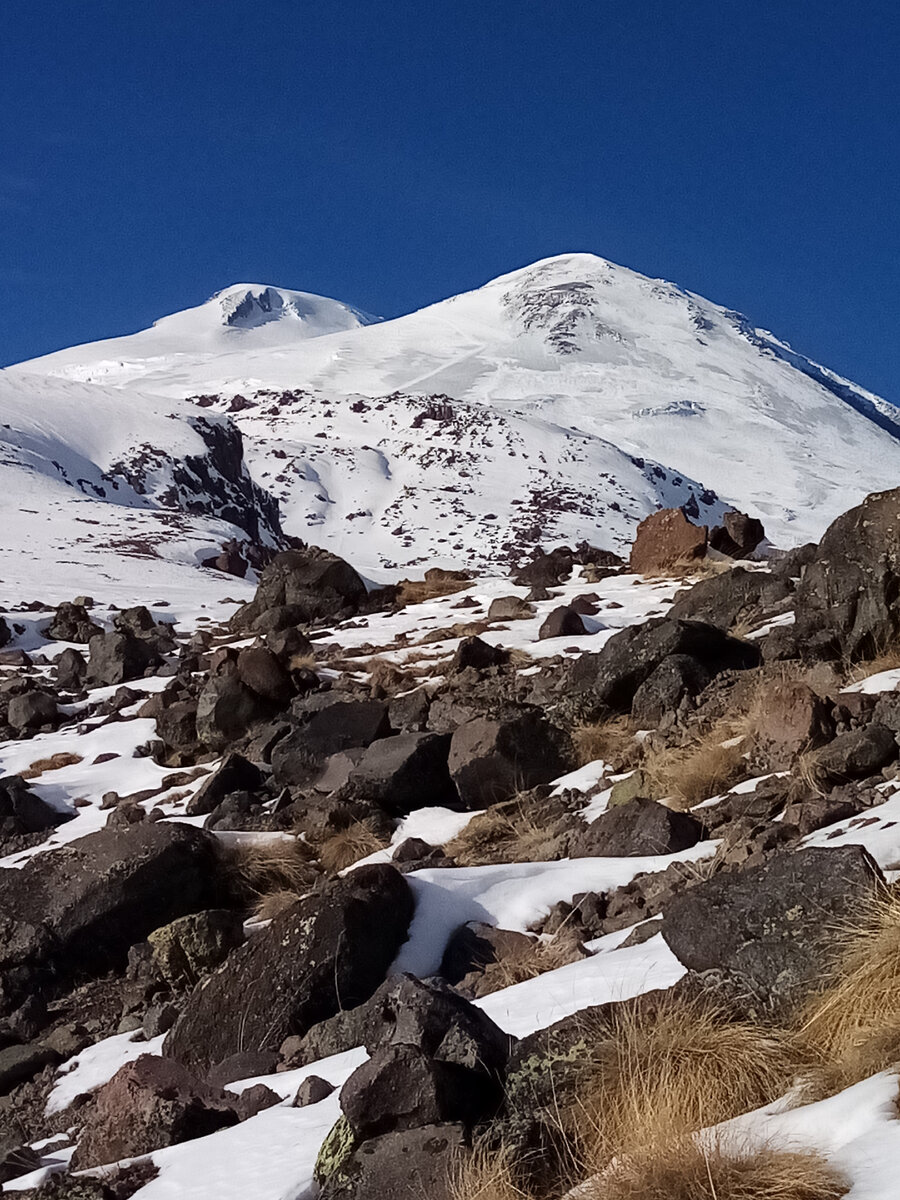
[794,487,900,660]
[86,630,162,686]
[630,508,707,574]
[233,547,367,632]
[56,646,88,691]
[147,909,245,988]
[0,775,73,844]
[630,654,712,725]
[165,865,413,1070]
[812,724,898,783]
[0,822,222,1015]
[47,602,102,644]
[356,974,511,1070]
[195,673,274,751]
[340,1046,482,1140]
[754,680,835,767]
[538,606,587,640]
[448,708,571,808]
[661,845,883,1012]
[236,645,295,704]
[487,596,533,622]
[7,690,59,733]
[668,566,791,631]
[512,547,576,588]
[566,617,759,721]
[450,637,507,673]
[318,1123,465,1200]
[271,698,391,787]
[708,511,766,559]
[571,797,705,857]
[185,752,264,817]
[70,1055,239,1169]
[343,733,456,816]
[333,976,509,1182]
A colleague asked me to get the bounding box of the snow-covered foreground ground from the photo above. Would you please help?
[6,548,900,1198]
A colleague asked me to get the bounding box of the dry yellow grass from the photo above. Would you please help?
[843,643,900,686]
[572,715,639,771]
[575,995,801,1171]
[445,801,564,867]
[21,751,83,779]
[796,886,900,1096]
[451,1145,532,1200]
[588,1138,848,1200]
[396,569,473,606]
[250,887,303,922]
[640,728,748,809]
[473,935,587,996]
[317,822,387,873]
[648,557,735,583]
[223,837,319,906]
[289,651,317,672]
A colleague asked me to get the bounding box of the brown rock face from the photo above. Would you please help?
[754,680,835,767]
[629,509,707,574]
[71,1055,239,1169]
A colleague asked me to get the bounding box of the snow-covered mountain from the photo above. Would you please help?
[0,373,280,609]
[9,254,900,577]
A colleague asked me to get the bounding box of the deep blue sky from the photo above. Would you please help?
[2,2,899,400]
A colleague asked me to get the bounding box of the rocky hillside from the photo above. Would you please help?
[2,492,900,1197]
[10,255,900,573]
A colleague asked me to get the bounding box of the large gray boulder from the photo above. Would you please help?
[343,732,456,816]
[571,796,705,858]
[86,629,162,686]
[70,1055,239,1169]
[794,487,900,660]
[661,845,883,1013]
[0,822,223,1015]
[669,566,791,631]
[233,547,367,632]
[566,617,759,721]
[318,1123,466,1200]
[271,698,391,787]
[448,707,571,808]
[164,865,414,1070]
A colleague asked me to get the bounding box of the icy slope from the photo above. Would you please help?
[11,254,900,572]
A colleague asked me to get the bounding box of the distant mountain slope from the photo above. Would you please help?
[10,255,900,574]
[0,373,279,606]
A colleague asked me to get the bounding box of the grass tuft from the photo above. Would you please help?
[640,728,748,809]
[222,838,319,908]
[575,994,801,1171]
[445,800,565,867]
[796,886,900,1097]
[588,1138,848,1200]
[250,887,303,922]
[317,822,387,873]
[572,716,639,771]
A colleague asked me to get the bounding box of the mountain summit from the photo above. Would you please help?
[8,253,900,576]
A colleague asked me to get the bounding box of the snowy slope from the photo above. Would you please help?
[17,284,377,389]
[11,254,900,574]
[0,373,273,608]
